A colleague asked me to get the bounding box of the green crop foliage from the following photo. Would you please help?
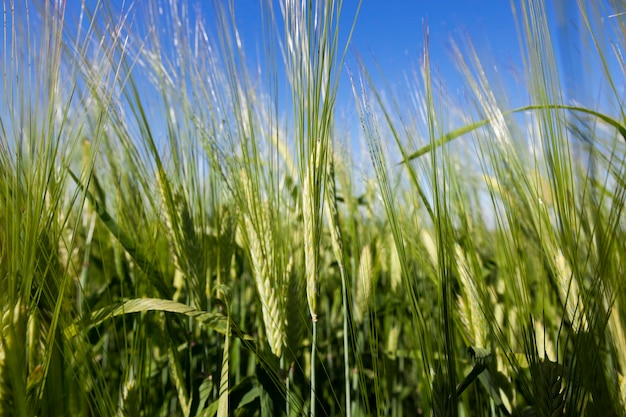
[1,0,625,416]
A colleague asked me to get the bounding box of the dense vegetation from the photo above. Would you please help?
[1,0,625,416]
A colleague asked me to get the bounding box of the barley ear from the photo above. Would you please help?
[303,146,321,323]
[553,250,587,333]
[239,170,287,357]
[284,254,306,361]
[531,359,565,417]
[355,244,373,323]
[324,157,344,266]
[455,244,486,347]
[388,234,402,293]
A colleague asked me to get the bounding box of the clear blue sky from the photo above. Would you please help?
[55,1,601,95]
[28,0,616,107]
[227,0,522,77]
[5,0,621,143]
[220,0,529,106]
[194,0,609,115]
[348,0,521,88]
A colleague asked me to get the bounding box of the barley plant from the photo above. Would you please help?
[1,0,625,415]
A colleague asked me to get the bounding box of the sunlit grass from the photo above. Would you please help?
[1,0,625,416]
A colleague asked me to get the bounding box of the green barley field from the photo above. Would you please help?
[1,0,626,415]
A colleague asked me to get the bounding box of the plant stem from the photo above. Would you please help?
[310,318,317,417]
[340,265,352,417]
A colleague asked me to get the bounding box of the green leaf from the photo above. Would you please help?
[195,377,213,416]
[401,104,626,163]
[65,298,229,337]
[67,168,172,298]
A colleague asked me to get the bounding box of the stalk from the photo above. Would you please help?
[340,265,352,417]
[281,0,360,414]
[310,319,318,417]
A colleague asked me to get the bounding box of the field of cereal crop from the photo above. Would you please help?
[1,1,626,416]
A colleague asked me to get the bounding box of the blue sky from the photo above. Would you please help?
[227,0,521,79]
[4,0,622,150]
[198,0,613,116]
[349,1,520,87]
[20,0,617,111]
[220,0,528,107]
